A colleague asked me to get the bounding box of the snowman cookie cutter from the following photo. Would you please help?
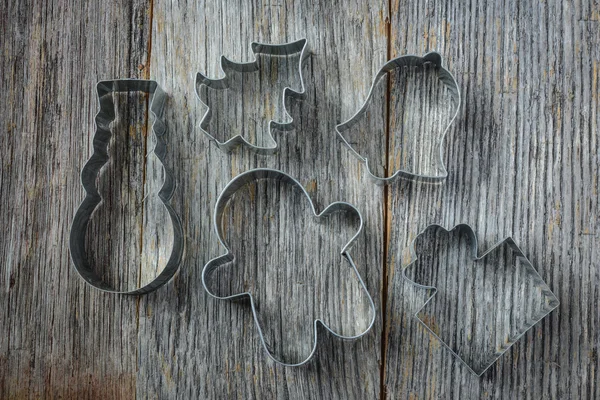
[69,79,184,294]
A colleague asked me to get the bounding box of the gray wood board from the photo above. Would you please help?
[0,0,598,399]
[138,1,385,398]
[383,0,600,399]
[0,0,152,397]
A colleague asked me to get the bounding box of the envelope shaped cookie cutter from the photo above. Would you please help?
[402,224,559,375]
[195,39,308,154]
[202,168,376,366]
[196,39,308,154]
[336,52,461,184]
[69,79,184,294]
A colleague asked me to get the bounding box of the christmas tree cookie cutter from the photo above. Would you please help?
[202,168,376,366]
[336,52,461,184]
[402,224,559,375]
[195,39,308,154]
[69,79,184,294]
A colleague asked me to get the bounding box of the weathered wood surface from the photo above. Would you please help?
[384,0,600,398]
[1,0,152,397]
[0,0,598,399]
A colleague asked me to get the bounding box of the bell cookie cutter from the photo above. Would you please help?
[195,39,308,154]
[202,168,376,366]
[336,52,461,184]
[69,79,184,294]
[402,224,559,375]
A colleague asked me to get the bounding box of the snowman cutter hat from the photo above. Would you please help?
[69,79,184,294]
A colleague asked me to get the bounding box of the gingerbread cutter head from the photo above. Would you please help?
[69,79,184,294]
[336,52,461,185]
[195,39,309,154]
[202,168,376,366]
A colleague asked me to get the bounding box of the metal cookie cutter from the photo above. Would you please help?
[336,52,461,184]
[202,168,376,366]
[69,79,184,294]
[195,39,308,154]
[402,224,559,375]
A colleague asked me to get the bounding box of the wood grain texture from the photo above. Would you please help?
[383,0,600,398]
[1,0,598,398]
[0,0,152,397]
[137,1,386,398]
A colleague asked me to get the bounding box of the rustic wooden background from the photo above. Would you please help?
[1,0,599,398]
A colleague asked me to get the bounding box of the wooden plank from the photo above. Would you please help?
[0,0,152,397]
[2,0,599,398]
[136,0,388,398]
[383,0,600,398]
